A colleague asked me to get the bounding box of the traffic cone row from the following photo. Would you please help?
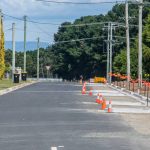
[95,93,112,113]
[81,82,94,96]
[81,84,112,113]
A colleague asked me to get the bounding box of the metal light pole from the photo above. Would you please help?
[125,0,131,82]
[37,37,40,80]
[138,0,143,88]
[24,15,27,73]
[12,23,16,81]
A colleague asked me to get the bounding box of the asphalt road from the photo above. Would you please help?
[0,82,150,150]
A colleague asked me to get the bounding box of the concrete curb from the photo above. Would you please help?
[0,81,37,96]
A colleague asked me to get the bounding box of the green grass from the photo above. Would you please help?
[0,79,28,90]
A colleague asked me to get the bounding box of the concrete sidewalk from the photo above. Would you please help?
[86,83,150,113]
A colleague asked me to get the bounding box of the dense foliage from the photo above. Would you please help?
[4,3,150,80]
[113,9,150,77]
[5,48,54,78]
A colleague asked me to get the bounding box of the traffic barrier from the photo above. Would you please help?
[94,77,106,83]
[108,100,112,113]
[101,99,106,110]
[89,87,93,96]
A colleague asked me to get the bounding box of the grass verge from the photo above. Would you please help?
[0,79,30,90]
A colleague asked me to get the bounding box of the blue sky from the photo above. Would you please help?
[0,0,125,44]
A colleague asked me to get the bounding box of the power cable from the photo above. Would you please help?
[3,13,108,27]
[16,27,54,35]
[27,18,52,38]
[28,19,108,27]
[36,0,150,5]
[36,0,125,5]
[54,36,106,44]
[2,13,138,29]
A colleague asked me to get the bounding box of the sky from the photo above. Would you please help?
[0,0,126,44]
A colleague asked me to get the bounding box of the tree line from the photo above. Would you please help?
[4,3,150,80]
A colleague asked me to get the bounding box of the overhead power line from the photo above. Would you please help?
[36,0,150,5]
[54,36,106,44]
[3,13,108,27]
[3,13,138,28]
[3,13,24,21]
[27,18,108,27]
[36,0,125,5]
[53,35,135,44]
[15,27,53,34]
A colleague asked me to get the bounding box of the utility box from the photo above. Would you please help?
[21,72,27,81]
[13,73,20,83]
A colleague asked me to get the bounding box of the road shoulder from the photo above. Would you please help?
[120,113,150,135]
[0,81,37,96]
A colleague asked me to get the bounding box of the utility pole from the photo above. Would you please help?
[104,22,123,84]
[12,23,15,81]
[109,22,113,84]
[106,22,110,83]
[24,16,27,73]
[37,37,40,80]
[125,0,131,82]
[138,0,143,88]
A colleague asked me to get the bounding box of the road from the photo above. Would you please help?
[0,82,150,150]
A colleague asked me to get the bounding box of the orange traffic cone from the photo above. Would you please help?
[96,93,103,104]
[108,100,112,113]
[96,93,100,103]
[89,88,93,96]
[99,94,103,104]
[101,99,106,110]
[82,86,86,94]
[82,82,86,94]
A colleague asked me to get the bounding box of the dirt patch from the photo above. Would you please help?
[121,113,150,135]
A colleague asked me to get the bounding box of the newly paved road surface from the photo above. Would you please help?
[0,82,150,150]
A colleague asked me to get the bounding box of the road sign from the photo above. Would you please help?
[46,65,51,70]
